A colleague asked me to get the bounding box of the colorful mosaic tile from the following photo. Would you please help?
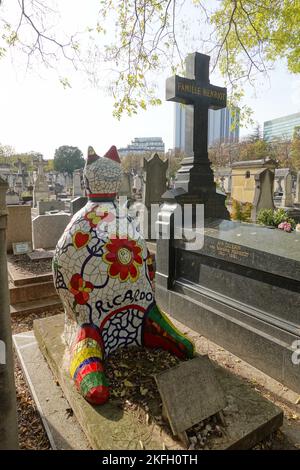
[53,146,194,405]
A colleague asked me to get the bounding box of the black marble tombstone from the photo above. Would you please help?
[155,52,300,394]
[165,52,229,219]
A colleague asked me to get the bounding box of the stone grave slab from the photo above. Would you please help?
[34,314,283,450]
[154,355,226,438]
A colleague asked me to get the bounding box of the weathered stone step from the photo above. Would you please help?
[10,297,62,315]
[10,280,57,304]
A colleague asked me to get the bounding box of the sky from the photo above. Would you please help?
[0,0,299,159]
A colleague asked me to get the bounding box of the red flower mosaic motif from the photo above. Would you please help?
[84,207,115,229]
[103,237,143,282]
[69,274,94,305]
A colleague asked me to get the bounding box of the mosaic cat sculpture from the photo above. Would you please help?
[53,146,194,405]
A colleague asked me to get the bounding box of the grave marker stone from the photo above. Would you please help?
[166,52,229,219]
[6,205,32,253]
[230,158,276,220]
[70,196,88,215]
[32,213,71,250]
[119,172,131,197]
[142,153,168,238]
[33,158,49,207]
[38,200,65,215]
[156,51,300,395]
[73,169,83,197]
[281,169,293,208]
[155,355,226,443]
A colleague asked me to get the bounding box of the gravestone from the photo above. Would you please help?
[132,173,142,198]
[32,213,71,250]
[281,169,293,208]
[230,158,276,220]
[6,205,32,253]
[214,167,231,194]
[142,153,168,238]
[5,190,19,205]
[155,355,226,444]
[70,196,88,215]
[166,52,229,219]
[33,158,49,207]
[119,172,131,197]
[38,200,65,215]
[155,51,300,396]
[143,154,168,207]
[73,169,83,197]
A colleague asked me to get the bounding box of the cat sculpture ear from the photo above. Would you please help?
[104,145,121,164]
[87,146,100,165]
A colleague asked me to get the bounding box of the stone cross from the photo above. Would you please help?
[165,52,229,219]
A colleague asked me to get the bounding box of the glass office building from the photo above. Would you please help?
[174,104,240,150]
[263,112,300,141]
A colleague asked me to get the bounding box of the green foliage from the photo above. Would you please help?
[257,208,274,227]
[0,1,299,119]
[212,1,300,111]
[257,208,296,229]
[53,146,84,175]
[231,199,252,222]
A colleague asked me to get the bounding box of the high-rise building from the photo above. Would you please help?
[263,112,300,141]
[174,104,240,151]
[118,137,165,156]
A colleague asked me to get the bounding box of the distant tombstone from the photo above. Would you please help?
[282,170,294,208]
[143,153,168,207]
[70,196,88,215]
[214,167,231,194]
[132,173,142,197]
[142,153,168,238]
[32,213,71,250]
[6,205,32,253]
[38,200,65,215]
[6,191,19,205]
[295,172,300,205]
[119,172,131,197]
[33,158,49,207]
[231,158,277,220]
[73,169,83,197]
